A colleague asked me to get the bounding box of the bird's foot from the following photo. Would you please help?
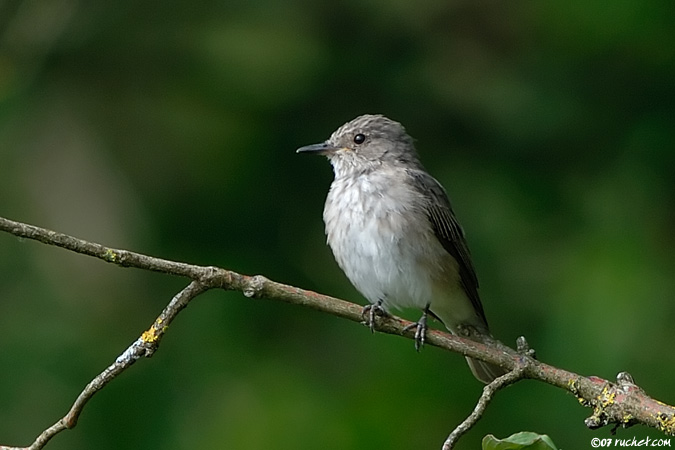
[403,308,429,352]
[361,300,386,333]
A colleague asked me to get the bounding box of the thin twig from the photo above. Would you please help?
[442,366,528,450]
[0,281,209,450]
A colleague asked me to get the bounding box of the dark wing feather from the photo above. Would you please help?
[407,169,488,325]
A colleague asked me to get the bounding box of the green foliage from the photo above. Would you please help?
[483,432,559,450]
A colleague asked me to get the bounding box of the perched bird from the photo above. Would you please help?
[297,114,504,383]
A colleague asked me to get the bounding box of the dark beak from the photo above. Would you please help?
[296,142,338,155]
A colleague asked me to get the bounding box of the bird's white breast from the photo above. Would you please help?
[323,169,452,311]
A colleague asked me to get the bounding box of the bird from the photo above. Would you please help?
[296,114,504,383]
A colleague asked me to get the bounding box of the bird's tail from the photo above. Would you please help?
[465,355,507,384]
[429,290,508,383]
[430,306,507,383]
[457,323,508,383]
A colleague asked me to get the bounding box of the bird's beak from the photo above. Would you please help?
[296,142,339,155]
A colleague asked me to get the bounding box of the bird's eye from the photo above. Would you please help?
[353,133,366,145]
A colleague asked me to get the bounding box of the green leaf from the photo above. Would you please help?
[482,432,559,450]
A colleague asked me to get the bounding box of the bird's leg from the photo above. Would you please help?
[361,299,386,333]
[403,306,429,351]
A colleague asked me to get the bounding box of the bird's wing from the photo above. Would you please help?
[407,169,487,325]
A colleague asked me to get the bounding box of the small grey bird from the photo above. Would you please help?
[297,114,504,383]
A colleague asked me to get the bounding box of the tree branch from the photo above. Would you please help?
[1,215,674,449]
[443,365,529,449]
[0,281,208,450]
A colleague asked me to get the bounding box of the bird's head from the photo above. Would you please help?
[296,114,420,176]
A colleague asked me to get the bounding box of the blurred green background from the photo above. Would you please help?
[1,0,674,449]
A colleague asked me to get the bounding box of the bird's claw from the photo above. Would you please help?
[361,301,386,333]
[403,310,428,352]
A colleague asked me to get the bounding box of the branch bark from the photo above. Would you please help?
[1,216,674,449]
[442,365,528,449]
